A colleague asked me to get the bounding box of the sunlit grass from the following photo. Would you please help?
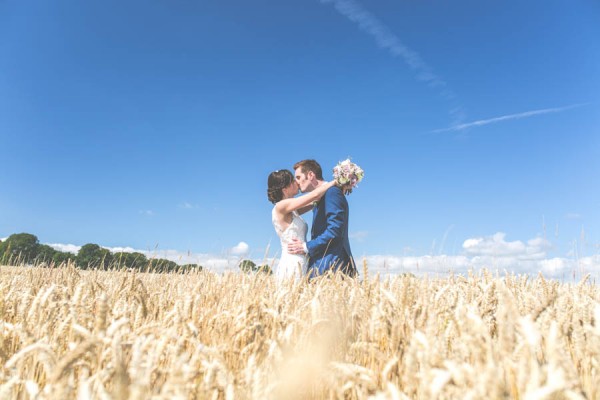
[0,263,598,399]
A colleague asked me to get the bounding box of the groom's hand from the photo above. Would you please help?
[341,184,353,195]
[288,238,307,255]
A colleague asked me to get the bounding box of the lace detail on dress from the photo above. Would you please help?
[272,207,308,280]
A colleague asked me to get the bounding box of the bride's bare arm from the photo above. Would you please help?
[297,204,314,215]
[276,181,336,215]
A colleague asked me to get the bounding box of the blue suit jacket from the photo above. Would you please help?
[306,186,356,277]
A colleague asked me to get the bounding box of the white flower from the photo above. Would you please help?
[333,159,364,192]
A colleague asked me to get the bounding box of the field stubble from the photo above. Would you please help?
[0,264,599,399]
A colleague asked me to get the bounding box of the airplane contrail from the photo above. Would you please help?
[319,0,466,124]
[431,103,587,133]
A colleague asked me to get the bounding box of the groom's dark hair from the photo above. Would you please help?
[293,159,323,180]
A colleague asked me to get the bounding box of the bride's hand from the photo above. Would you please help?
[287,238,306,255]
[333,180,352,195]
[339,182,353,195]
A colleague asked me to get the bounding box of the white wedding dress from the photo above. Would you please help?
[272,207,308,281]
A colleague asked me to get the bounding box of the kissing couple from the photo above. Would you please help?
[267,159,358,281]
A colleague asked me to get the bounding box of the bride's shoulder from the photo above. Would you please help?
[273,202,289,218]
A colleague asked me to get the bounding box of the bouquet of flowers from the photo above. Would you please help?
[333,159,364,192]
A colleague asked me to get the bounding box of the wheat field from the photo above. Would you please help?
[0,264,598,399]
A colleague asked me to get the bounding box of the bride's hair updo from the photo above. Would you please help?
[267,169,294,204]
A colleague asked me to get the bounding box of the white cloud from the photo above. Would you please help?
[349,231,369,242]
[141,249,238,269]
[361,233,597,280]
[230,242,250,256]
[462,232,550,259]
[35,232,600,280]
[538,258,570,275]
[139,210,154,216]
[432,103,586,133]
[362,253,600,280]
[48,243,81,254]
[364,254,471,276]
[179,202,198,209]
[106,246,139,253]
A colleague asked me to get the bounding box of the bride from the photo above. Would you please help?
[267,169,336,280]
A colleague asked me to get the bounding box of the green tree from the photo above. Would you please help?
[77,243,112,269]
[114,252,148,270]
[239,260,272,274]
[179,263,203,273]
[35,244,57,264]
[1,233,40,264]
[147,258,178,273]
[256,264,273,275]
[53,251,76,266]
[239,259,257,273]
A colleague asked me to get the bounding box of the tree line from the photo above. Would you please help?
[0,232,273,274]
[0,233,201,273]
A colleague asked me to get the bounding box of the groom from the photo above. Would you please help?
[288,159,357,278]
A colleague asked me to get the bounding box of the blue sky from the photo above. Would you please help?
[1,0,599,277]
